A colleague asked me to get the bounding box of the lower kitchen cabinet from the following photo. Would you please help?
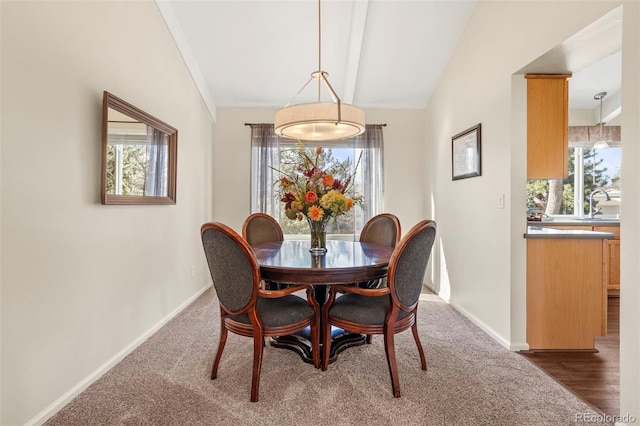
[526,237,607,350]
[595,226,620,295]
[533,223,621,296]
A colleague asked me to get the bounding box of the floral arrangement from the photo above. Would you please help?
[274,143,363,225]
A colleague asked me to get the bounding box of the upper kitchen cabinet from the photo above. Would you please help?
[526,74,571,179]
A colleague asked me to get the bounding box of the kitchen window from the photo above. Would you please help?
[527,145,621,217]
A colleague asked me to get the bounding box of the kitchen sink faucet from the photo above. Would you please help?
[588,188,611,218]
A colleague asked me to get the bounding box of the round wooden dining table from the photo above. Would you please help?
[251,239,394,365]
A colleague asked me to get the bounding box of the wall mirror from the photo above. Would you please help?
[101,91,178,205]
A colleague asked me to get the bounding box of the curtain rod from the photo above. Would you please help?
[244,123,387,127]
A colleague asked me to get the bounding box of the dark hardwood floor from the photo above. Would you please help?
[520,296,620,416]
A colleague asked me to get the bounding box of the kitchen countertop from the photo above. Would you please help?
[527,218,620,226]
[525,225,615,239]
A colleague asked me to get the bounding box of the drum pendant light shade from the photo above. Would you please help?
[274,102,365,141]
[274,0,365,142]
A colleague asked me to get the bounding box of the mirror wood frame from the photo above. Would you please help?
[101,91,178,205]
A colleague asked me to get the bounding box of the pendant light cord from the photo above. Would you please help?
[598,95,603,140]
[594,91,607,141]
[599,96,604,140]
[317,0,322,100]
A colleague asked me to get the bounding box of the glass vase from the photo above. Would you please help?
[307,216,328,255]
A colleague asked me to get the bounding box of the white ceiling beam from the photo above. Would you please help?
[341,0,369,105]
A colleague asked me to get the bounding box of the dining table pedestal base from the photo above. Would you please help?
[270,327,366,365]
[252,240,393,367]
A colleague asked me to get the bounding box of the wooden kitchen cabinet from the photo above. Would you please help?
[595,226,621,295]
[533,223,621,295]
[525,74,571,179]
[605,240,620,294]
[527,237,606,350]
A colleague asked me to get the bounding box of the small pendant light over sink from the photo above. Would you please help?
[274,0,365,142]
[592,91,610,150]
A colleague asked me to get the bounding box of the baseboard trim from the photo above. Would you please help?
[423,283,528,352]
[508,341,531,352]
[447,299,512,350]
[25,283,212,426]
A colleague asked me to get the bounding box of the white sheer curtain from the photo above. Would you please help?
[351,125,385,231]
[250,124,281,217]
[144,126,169,197]
[249,124,385,235]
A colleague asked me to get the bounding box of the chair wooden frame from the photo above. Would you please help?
[321,220,437,397]
[201,222,320,402]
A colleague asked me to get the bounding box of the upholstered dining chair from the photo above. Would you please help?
[357,213,401,289]
[242,213,285,290]
[360,213,402,248]
[201,222,320,402]
[242,212,284,246]
[321,220,437,398]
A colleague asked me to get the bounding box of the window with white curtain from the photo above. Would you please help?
[249,124,385,237]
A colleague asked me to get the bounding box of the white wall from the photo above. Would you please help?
[619,1,640,420]
[211,108,427,235]
[425,0,638,421]
[0,2,214,424]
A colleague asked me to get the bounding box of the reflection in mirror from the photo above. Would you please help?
[101,91,177,204]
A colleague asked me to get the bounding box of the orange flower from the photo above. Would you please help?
[316,146,323,154]
[304,191,318,204]
[322,174,335,187]
[307,205,324,221]
[346,198,354,210]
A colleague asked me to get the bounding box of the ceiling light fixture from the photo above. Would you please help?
[592,91,610,149]
[274,0,365,141]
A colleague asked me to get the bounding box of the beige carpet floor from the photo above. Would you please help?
[46,288,612,425]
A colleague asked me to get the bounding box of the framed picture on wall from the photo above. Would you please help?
[452,123,481,180]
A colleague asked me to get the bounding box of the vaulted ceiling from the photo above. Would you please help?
[157,1,622,123]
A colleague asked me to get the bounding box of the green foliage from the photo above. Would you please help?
[526,148,608,215]
[562,183,574,212]
[106,144,148,195]
[571,149,609,215]
[527,180,549,213]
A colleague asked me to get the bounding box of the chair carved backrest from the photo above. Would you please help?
[242,213,284,245]
[201,221,320,401]
[360,213,401,248]
[387,220,437,311]
[201,222,260,314]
